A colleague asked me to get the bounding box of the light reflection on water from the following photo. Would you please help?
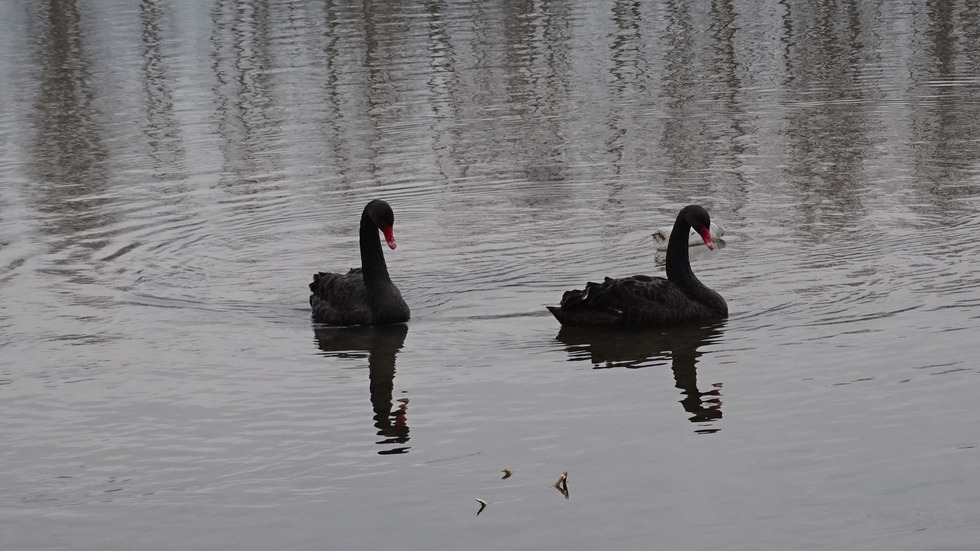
[1,0,980,549]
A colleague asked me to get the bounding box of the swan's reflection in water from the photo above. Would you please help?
[556,322,725,433]
[314,324,410,454]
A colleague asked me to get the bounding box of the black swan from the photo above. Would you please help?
[310,200,410,325]
[547,205,727,327]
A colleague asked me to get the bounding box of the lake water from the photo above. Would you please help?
[2,1,980,549]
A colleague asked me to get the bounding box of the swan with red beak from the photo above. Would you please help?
[310,200,410,326]
[548,205,727,327]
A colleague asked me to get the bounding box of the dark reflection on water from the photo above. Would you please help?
[139,0,184,173]
[208,0,286,194]
[782,1,871,237]
[28,0,109,270]
[314,324,410,455]
[556,322,725,433]
[907,0,980,217]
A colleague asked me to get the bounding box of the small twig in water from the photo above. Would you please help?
[554,471,569,499]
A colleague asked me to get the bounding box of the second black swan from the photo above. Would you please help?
[547,205,727,327]
[310,199,410,326]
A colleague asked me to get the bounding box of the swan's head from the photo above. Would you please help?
[682,204,715,250]
[365,199,397,249]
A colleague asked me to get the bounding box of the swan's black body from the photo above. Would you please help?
[310,200,410,326]
[548,205,727,327]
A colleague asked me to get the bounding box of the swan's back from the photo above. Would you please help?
[548,275,723,327]
[310,269,372,326]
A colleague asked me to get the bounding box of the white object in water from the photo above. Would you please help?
[652,222,725,250]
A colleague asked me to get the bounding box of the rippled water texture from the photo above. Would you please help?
[2,1,980,549]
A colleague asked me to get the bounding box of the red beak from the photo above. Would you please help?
[382,226,397,249]
[698,226,715,250]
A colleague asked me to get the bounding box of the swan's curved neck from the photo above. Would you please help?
[665,217,695,284]
[665,215,726,314]
[359,213,390,287]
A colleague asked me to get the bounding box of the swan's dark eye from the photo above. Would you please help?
[379,210,394,229]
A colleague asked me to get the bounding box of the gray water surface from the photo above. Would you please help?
[2,1,980,550]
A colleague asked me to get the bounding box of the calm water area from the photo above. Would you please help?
[2,1,980,549]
